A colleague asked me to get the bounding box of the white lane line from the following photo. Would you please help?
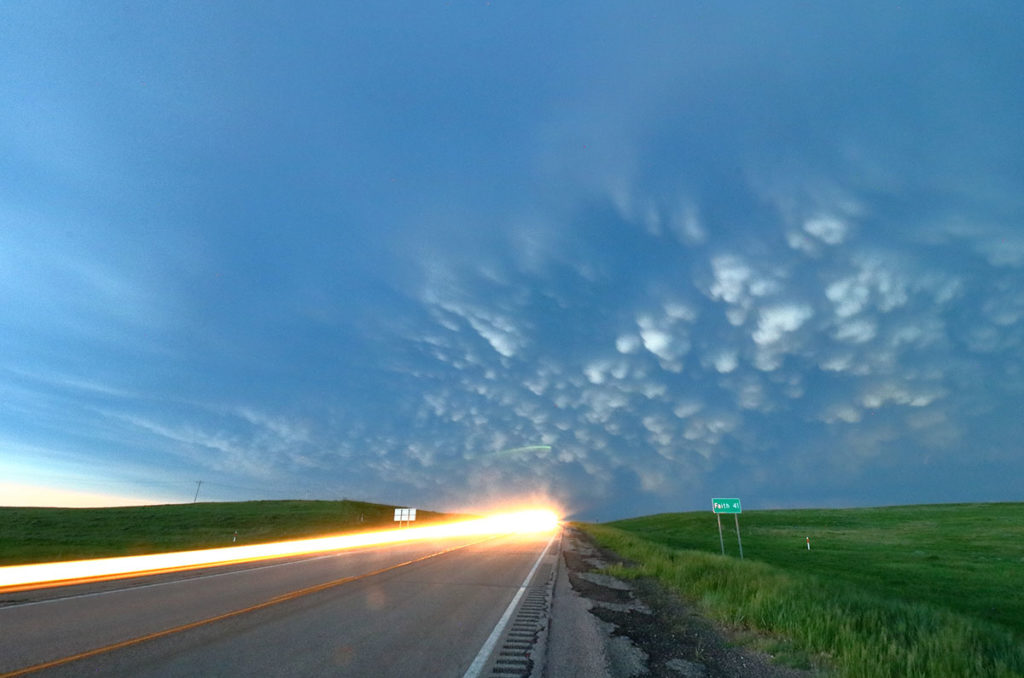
[462,531,557,678]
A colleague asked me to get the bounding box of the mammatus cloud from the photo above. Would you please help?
[1,3,1021,519]
[752,304,813,346]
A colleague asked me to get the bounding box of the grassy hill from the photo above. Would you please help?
[580,502,1024,677]
[0,499,456,566]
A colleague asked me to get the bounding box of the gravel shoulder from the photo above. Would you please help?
[545,527,823,678]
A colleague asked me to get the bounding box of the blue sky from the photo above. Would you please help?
[2,3,1022,520]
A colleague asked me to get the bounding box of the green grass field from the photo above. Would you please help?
[580,502,1024,678]
[0,500,456,566]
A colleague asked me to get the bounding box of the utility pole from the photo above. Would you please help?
[193,480,203,503]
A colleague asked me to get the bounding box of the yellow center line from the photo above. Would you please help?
[1,536,497,678]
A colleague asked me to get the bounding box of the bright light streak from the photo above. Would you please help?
[0,509,560,593]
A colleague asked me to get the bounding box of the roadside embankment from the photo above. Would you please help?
[546,527,813,678]
[577,520,1024,678]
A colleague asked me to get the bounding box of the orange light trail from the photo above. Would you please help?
[0,509,560,594]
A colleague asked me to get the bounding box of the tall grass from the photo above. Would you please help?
[609,503,1024,632]
[581,523,1024,678]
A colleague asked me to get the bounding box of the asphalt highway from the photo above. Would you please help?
[0,531,558,677]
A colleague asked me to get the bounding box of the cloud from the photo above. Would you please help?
[977,237,1024,268]
[584,359,628,385]
[673,400,703,419]
[932,220,1024,269]
[708,255,753,305]
[820,404,862,424]
[664,302,697,322]
[636,312,690,369]
[236,408,311,446]
[752,304,814,345]
[711,350,739,373]
[834,318,878,344]
[422,273,528,359]
[825,278,870,318]
[821,255,919,352]
[616,333,642,354]
[732,375,767,410]
[786,230,820,256]
[450,304,524,359]
[669,202,707,245]
[640,327,673,358]
[705,254,784,327]
[803,215,849,245]
[681,413,739,446]
[860,383,944,410]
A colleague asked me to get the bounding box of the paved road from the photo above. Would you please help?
[0,531,558,677]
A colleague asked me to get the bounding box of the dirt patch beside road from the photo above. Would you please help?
[559,527,821,678]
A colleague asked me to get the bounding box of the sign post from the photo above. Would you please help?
[711,498,743,559]
[394,507,416,527]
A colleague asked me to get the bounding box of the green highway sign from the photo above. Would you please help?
[712,498,742,514]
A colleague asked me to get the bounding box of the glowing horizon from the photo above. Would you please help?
[0,509,560,593]
[0,481,171,509]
